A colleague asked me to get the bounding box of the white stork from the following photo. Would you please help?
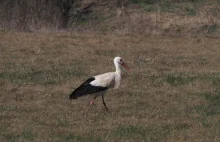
[69,57,130,112]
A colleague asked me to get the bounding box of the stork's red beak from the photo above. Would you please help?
[121,62,130,71]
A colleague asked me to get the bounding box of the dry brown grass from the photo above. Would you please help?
[2,0,220,36]
[0,32,220,142]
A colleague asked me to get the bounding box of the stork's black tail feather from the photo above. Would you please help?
[69,77,108,100]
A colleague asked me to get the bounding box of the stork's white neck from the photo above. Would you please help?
[113,60,122,89]
[114,60,121,74]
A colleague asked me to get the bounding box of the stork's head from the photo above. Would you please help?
[114,57,130,71]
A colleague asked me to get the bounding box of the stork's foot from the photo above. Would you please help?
[86,99,95,113]
[90,99,95,105]
[103,107,110,113]
[102,102,108,111]
[101,94,108,112]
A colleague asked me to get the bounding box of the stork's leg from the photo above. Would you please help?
[102,94,108,111]
[86,95,98,113]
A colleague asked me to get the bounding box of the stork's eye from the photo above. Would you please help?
[120,59,122,62]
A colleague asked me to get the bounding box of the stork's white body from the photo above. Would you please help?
[91,71,121,89]
[91,58,123,89]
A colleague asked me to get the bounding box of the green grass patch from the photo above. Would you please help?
[186,7,196,16]
[0,70,60,85]
[200,24,218,33]
[131,0,160,4]
[149,73,196,87]
[194,92,220,116]
[3,131,35,142]
[57,133,103,142]
[64,134,85,141]
[21,131,35,141]
[166,74,195,86]
[202,92,220,116]
[149,75,165,87]
[160,1,174,12]
[139,2,156,12]
[0,67,86,85]
[0,124,8,133]
[200,73,220,87]
[114,125,147,140]
[3,133,21,142]
[113,124,190,141]
[95,49,117,57]
[188,0,204,3]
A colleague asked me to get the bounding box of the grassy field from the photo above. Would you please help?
[0,32,220,142]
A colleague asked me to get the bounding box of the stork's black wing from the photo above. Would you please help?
[69,77,108,100]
